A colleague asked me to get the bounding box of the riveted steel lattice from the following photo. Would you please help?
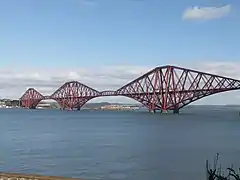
[50,81,100,110]
[100,90,117,96]
[19,65,240,112]
[20,88,44,109]
[116,65,240,112]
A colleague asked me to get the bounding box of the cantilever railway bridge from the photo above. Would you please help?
[19,65,240,113]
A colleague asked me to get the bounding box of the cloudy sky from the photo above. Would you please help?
[0,0,239,105]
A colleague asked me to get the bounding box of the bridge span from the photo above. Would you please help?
[19,65,240,113]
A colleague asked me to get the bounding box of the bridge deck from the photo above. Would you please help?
[19,64,240,111]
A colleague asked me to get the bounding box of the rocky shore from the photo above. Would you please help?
[0,173,82,180]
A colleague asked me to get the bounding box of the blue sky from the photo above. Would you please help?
[0,0,240,105]
[0,0,239,68]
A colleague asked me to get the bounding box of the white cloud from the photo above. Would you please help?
[9,66,151,103]
[182,4,231,21]
[4,62,240,105]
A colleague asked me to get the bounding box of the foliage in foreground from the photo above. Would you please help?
[207,153,240,180]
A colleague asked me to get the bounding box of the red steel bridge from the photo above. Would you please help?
[20,65,240,113]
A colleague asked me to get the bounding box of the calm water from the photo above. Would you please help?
[0,107,240,180]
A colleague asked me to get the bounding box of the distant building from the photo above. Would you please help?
[37,103,52,109]
[100,105,139,111]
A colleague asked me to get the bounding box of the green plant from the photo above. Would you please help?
[206,153,240,180]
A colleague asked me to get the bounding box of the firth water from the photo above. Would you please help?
[0,107,240,180]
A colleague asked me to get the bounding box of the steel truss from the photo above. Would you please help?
[20,88,45,109]
[19,65,240,113]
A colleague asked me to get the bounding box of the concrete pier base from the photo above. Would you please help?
[160,110,168,114]
[159,109,180,114]
[148,109,156,113]
[173,109,179,114]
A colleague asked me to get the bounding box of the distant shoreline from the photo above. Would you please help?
[0,172,83,180]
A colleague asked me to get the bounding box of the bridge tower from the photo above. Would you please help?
[20,88,45,109]
[19,65,240,113]
[116,65,240,113]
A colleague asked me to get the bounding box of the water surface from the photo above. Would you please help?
[0,107,240,180]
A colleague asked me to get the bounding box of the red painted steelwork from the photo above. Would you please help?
[20,88,45,109]
[100,91,117,96]
[50,81,100,110]
[19,65,240,112]
[116,65,240,112]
